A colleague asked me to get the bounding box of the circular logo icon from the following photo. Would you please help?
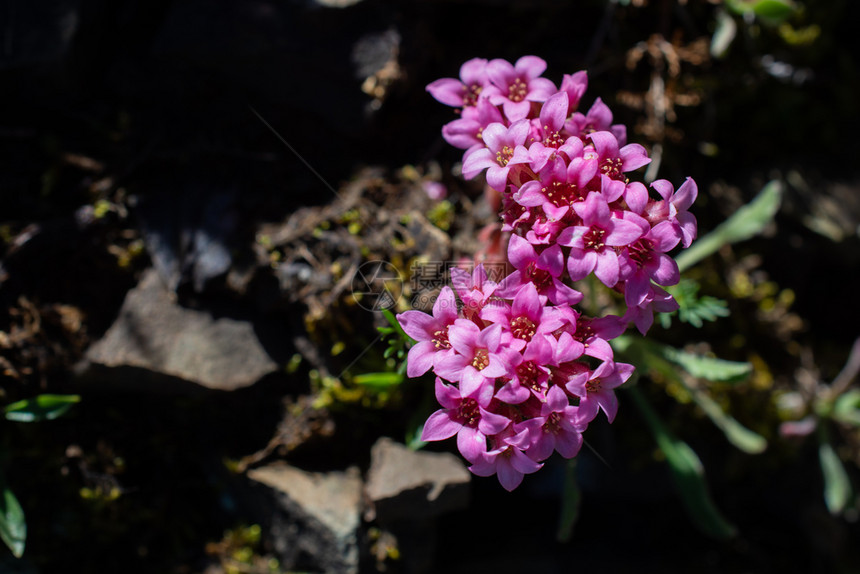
[351,260,403,311]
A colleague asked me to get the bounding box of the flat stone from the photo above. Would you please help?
[248,463,363,574]
[364,437,471,523]
[77,268,277,392]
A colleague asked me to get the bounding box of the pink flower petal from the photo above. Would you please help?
[457,426,486,463]
[479,408,511,435]
[461,148,495,180]
[460,57,489,86]
[433,286,458,324]
[496,458,526,491]
[421,409,461,441]
[619,143,651,172]
[514,55,547,78]
[593,250,620,287]
[673,177,698,211]
[426,78,468,107]
[406,341,436,377]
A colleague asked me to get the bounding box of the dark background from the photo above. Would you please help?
[2,0,860,572]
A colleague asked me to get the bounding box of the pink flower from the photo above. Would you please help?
[566,97,626,143]
[397,286,459,377]
[495,336,554,403]
[450,264,501,320]
[514,150,597,222]
[462,120,532,192]
[484,56,557,121]
[565,361,635,423]
[559,71,588,112]
[426,57,490,108]
[557,191,646,286]
[646,178,699,248]
[417,55,703,490]
[481,282,565,353]
[566,313,626,363]
[623,284,679,335]
[587,131,650,182]
[550,330,586,365]
[497,235,582,306]
[619,220,682,308]
[517,384,585,461]
[421,377,509,463]
[441,97,505,151]
[523,211,567,246]
[469,427,542,491]
[434,320,516,396]
[526,91,581,172]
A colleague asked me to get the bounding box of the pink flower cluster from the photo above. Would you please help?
[397,56,698,490]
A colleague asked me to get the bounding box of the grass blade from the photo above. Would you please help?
[627,385,738,539]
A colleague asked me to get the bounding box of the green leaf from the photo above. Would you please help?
[663,279,731,329]
[627,386,737,539]
[0,485,26,558]
[555,458,581,543]
[675,180,782,273]
[832,389,860,427]
[681,384,767,454]
[711,9,737,59]
[405,416,427,451]
[659,345,753,383]
[616,337,765,453]
[818,433,853,515]
[750,0,797,20]
[4,394,80,423]
[725,0,797,21]
[351,372,404,389]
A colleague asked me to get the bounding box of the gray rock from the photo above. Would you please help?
[76,268,278,392]
[364,437,471,523]
[364,438,471,573]
[248,463,363,574]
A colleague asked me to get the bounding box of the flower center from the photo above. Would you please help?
[432,328,451,350]
[544,411,562,434]
[503,198,529,229]
[600,157,626,181]
[543,128,564,148]
[582,227,606,251]
[579,125,597,139]
[510,316,537,342]
[471,348,490,370]
[543,181,580,209]
[456,398,480,427]
[516,361,540,389]
[585,377,602,393]
[496,145,514,166]
[508,77,528,102]
[551,362,589,388]
[626,239,654,269]
[526,262,552,291]
[462,83,483,107]
[573,320,594,344]
[644,199,670,225]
